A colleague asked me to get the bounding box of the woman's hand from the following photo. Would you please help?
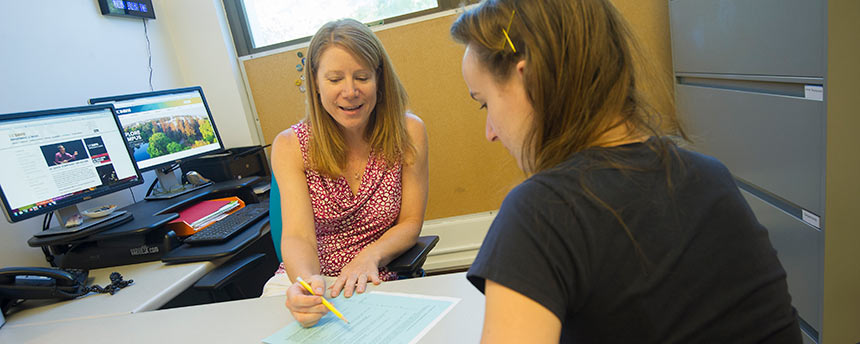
[330,250,382,298]
[285,275,329,328]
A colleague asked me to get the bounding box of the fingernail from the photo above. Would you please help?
[315,288,323,294]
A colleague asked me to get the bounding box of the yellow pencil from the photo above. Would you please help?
[296,277,349,324]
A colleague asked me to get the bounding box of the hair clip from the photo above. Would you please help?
[502,9,517,53]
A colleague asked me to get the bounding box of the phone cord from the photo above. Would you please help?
[81,272,134,295]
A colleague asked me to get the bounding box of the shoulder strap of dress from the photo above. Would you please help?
[290,122,311,166]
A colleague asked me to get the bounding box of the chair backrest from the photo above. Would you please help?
[268,174,283,262]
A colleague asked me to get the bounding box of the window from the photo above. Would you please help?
[223,0,475,56]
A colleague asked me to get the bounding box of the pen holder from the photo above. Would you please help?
[165,196,245,237]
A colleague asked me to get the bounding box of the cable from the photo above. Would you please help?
[41,213,57,267]
[142,18,154,91]
[81,272,134,295]
[146,179,158,196]
[42,213,51,231]
[145,163,181,196]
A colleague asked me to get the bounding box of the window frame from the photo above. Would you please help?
[222,0,476,57]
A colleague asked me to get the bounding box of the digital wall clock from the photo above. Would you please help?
[98,0,156,19]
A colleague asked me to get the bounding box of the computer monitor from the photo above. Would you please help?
[0,104,143,234]
[89,86,224,200]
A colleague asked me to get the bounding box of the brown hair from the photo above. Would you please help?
[452,0,689,271]
[451,0,686,174]
[303,18,414,177]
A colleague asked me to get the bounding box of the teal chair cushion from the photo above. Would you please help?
[268,175,283,262]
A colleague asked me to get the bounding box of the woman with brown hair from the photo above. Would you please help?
[452,0,801,342]
[265,18,429,327]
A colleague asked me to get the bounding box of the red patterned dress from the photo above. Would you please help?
[275,122,401,281]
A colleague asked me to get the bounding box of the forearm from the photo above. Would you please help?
[281,234,321,281]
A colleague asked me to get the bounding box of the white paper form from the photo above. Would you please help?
[263,291,460,344]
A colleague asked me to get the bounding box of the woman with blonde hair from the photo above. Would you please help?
[264,18,429,328]
[452,0,801,342]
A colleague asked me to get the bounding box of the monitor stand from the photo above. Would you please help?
[33,205,129,238]
[145,167,212,201]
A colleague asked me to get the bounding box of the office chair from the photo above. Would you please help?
[269,175,438,279]
[189,176,438,305]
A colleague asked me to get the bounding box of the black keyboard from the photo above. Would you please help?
[183,202,269,245]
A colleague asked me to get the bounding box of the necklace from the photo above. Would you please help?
[347,150,369,181]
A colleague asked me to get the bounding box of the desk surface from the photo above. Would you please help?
[4,178,266,330]
[4,260,218,328]
[0,272,484,344]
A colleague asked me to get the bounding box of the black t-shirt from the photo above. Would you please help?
[467,139,801,343]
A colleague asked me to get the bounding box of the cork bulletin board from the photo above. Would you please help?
[242,1,673,220]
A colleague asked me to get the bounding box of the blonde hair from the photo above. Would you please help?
[303,18,414,177]
[451,0,686,174]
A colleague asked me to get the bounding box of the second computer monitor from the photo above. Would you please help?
[89,86,224,172]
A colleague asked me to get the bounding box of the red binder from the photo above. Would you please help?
[166,197,245,236]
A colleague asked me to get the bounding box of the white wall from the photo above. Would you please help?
[156,0,261,149]
[421,211,496,272]
[0,0,258,267]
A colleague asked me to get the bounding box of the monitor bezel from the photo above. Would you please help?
[88,86,226,173]
[0,104,145,223]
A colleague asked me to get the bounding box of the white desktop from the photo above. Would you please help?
[0,272,484,344]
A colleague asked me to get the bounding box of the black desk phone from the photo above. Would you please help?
[0,267,136,315]
[0,267,88,303]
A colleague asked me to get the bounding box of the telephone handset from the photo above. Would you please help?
[0,267,88,302]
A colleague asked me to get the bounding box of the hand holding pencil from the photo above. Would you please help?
[285,275,348,327]
[297,277,348,324]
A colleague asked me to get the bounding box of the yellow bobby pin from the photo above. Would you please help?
[503,9,517,53]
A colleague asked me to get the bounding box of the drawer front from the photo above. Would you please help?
[677,84,824,215]
[742,189,821,333]
[670,0,824,77]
